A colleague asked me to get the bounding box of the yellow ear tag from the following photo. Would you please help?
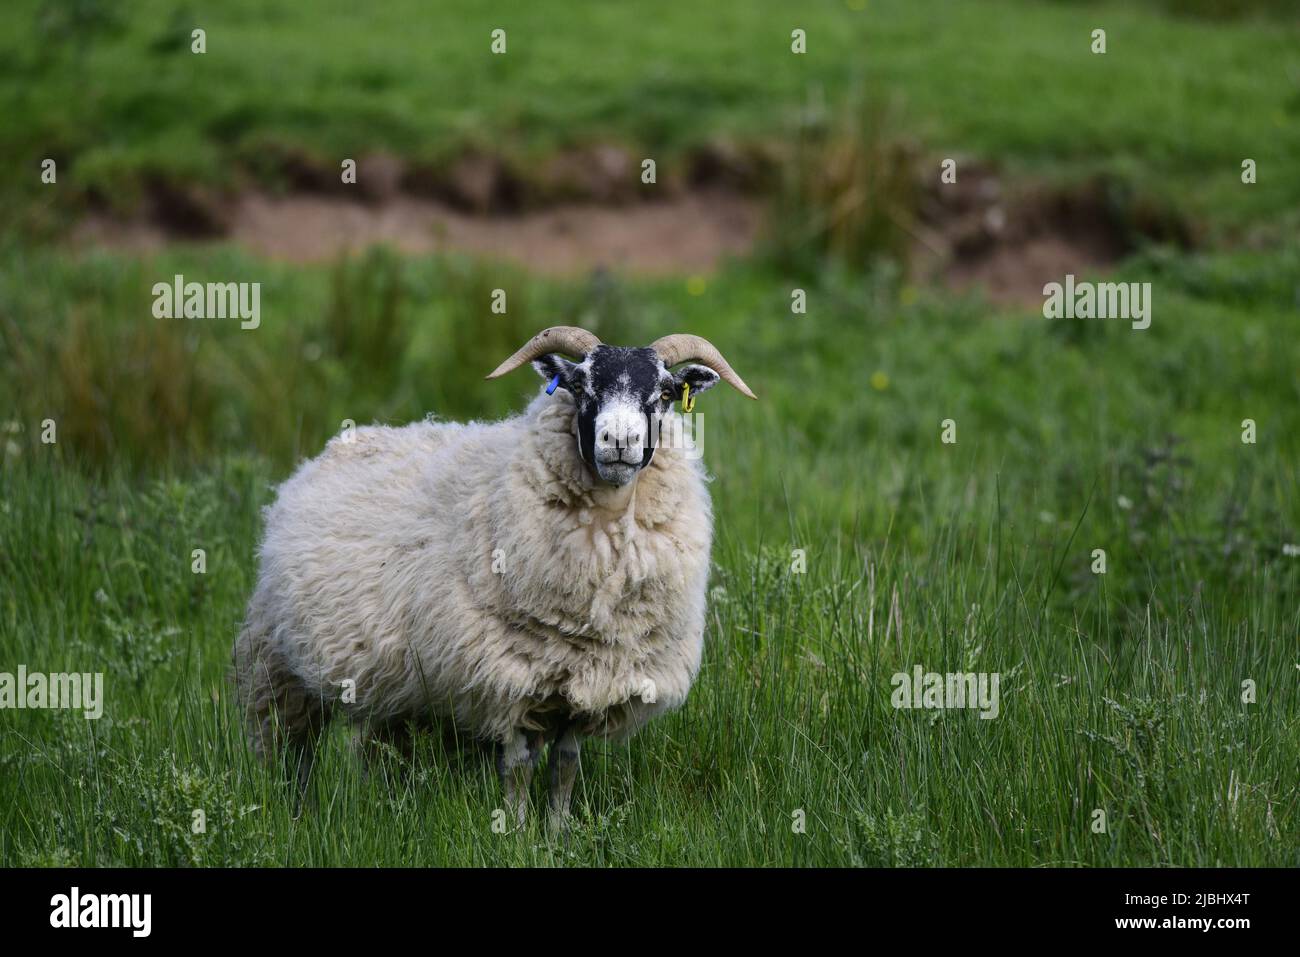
[681,382,696,413]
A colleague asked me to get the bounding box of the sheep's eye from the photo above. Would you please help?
[660,389,674,402]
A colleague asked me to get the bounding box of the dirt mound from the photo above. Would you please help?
[913,166,1194,305]
[70,145,1189,295]
[73,189,762,277]
[72,143,767,276]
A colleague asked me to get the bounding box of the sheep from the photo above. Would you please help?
[233,326,756,828]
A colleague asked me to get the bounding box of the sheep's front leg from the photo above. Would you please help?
[497,729,542,827]
[547,726,582,832]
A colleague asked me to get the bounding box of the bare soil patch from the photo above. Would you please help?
[74,189,763,277]
[912,165,1195,305]
[69,145,1190,297]
[72,144,766,276]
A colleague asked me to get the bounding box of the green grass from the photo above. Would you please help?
[2,244,1298,866]
[3,0,1299,235]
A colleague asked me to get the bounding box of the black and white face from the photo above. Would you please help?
[533,345,719,486]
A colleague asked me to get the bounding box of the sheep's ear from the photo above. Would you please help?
[673,363,720,397]
[532,354,582,393]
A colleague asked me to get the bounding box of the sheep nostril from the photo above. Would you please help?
[600,430,611,444]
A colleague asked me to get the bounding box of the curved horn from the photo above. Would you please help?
[485,326,602,379]
[649,333,757,400]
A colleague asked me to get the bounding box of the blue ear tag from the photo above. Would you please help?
[546,374,561,395]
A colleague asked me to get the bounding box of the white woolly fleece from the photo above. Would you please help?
[240,388,713,743]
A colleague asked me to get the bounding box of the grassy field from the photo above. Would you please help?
[1,0,1298,866]
[4,0,1300,234]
